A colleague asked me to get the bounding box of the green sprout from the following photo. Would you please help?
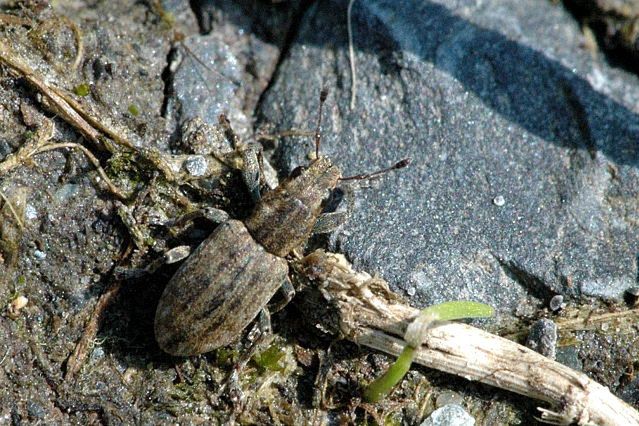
[73,83,90,97]
[363,301,494,403]
[252,344,286,373]
[128,104,140,116]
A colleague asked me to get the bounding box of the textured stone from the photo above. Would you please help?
[164,0,301,138]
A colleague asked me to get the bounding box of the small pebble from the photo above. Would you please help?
[54,184,80,202]
[184,156,208,177]
[492,195,505,206]
[8,295,28,318]
[33,250,46,260]
[26,401,46,419]
[91,346,105,362]
[25,204,38,220]
[421,404,475,426]
[549,294,565,312]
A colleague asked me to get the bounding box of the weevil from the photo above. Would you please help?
[154,90,409,356]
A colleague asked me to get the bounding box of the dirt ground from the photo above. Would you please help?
[0,1,638,425]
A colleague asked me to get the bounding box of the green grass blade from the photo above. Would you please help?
[363,345,416,403]
[421,301,494,321]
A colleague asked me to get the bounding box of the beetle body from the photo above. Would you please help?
[154,157,341,356]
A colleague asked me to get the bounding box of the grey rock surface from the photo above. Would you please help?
[163,0,301,139]
[167,34,248,136]
[258,0,639,320]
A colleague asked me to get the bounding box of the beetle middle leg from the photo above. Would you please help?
[228,279,294,372]
[223,308,275,408]
[114,245,192,280]
[223,277,295,401]
[163,206,230,230]
[116,207,230,280]
[239,277,295,355]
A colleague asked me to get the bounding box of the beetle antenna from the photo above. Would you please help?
[314,88,328,159]
[340,158,411,181]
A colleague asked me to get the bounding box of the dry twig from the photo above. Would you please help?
[0,41,138,152]
[49,86,135,151]
[297,250,639,426]
[65,277,123,380]
[0,117,127,199]
[34,142,127,199]
[0,41,104,147]
[0,190,24,230]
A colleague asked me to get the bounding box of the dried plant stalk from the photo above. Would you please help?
[0,41,103,147]
[297,250,639,426]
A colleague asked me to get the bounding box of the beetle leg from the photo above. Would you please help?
[233,309,274,370]
[223,308,275,410]
[313,211,348,234]
[267,276,296,313]
[160,245,192,265]
[225,367,245,411]
[240,142,264,203]
[117,208,229,279]
[313,185,355,234]
[256,307,273,334]
[313,345,335,409]
[218,114,265,201]
[114,245,191,280]
[240,308,275,358]
[164,206,230,229]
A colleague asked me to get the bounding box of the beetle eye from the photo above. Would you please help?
[290,165,306,178]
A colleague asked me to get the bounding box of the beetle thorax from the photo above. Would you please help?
[244,157,341,257]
